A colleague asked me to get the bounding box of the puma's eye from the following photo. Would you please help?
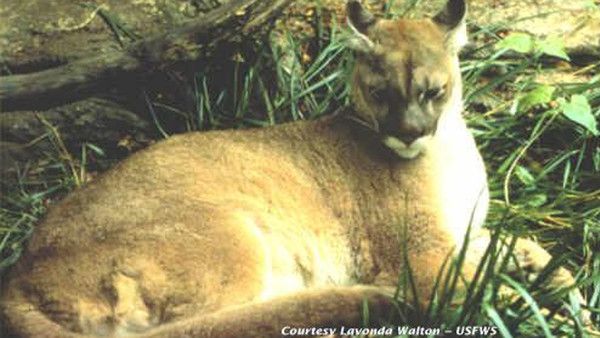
[421,87,445,102]
[369,87,386,102]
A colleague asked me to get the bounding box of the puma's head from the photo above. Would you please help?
[346,0,467,159]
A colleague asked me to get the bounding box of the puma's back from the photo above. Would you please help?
[2,1,586,337]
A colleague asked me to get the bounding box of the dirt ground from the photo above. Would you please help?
[2,0,598,73]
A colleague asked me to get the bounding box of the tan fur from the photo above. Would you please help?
[0,1,588,337]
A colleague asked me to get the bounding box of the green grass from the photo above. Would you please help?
[1,4,599,337]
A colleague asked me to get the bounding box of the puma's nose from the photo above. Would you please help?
[397,126,426,145]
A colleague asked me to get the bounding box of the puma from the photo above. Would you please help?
[1,1,589,337]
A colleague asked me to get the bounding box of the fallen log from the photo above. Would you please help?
[0,0,291,112]
[0,98,153,176]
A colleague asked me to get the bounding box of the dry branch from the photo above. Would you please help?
[0,0,291,112]
[0,98,153,175]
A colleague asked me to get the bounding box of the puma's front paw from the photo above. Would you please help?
[511,239,592,328]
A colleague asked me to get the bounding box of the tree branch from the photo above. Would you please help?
[0,0,291,112]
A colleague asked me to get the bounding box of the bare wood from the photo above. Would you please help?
[0,97,151,171]
[0,0,291,112]
[0,98,150,145]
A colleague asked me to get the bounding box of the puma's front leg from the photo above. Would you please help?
[466,231,592,326]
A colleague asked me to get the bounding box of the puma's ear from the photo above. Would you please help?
[346,0,377,52]
[433,0,468,51]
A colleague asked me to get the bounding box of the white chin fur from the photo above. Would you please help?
[382,135,432,160]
